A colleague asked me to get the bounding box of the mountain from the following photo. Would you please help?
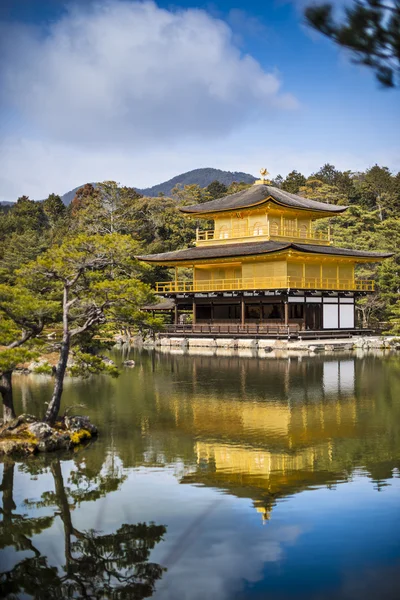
[137,168,256,197]
[61,184,95,206]
[58,168,256,205]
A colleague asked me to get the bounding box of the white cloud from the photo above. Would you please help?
[0,0,300,201]
[0,0,296,148]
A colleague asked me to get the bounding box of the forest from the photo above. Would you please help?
[0,163,399,423]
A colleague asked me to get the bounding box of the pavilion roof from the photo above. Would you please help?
[180,184,348,215]
[137,240,393,264]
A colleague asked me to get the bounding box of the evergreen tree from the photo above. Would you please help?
[281,170,306,194]
[206,180,228,200]
[42,193,66,228]
[305,1,400,87]
[19,234,155,425]
[0,286,58,421]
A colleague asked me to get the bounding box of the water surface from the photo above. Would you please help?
[1,350,400,599]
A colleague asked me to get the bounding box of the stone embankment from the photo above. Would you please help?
[0,414,98,456]
[152,336,400,355]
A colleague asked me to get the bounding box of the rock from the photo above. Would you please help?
[67,415,98,435]
[123,359,136,367]
[0,414,37,432]
[258,340,275,350]
[170,337,186,347]
[28,422,54,439]
[0,414,98,456]
[215,338,236,348]
[100,355,116,366]
[237,339,257,349]
[188,338,217,348]
[272,340,287,349]
[260,346,273,353]
[0,439,37,455]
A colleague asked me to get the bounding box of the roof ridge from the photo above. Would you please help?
[179,183,348,215]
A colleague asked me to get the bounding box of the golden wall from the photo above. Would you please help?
[193,259,354,285]
[213,212,313,239]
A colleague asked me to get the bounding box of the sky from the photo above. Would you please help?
[0,0,399,201]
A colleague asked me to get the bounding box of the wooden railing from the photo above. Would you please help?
[196,225,330,245]
[162,324,370,338]
[156,277,374,293]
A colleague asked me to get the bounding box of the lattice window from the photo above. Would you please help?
[219,226,229,239]
[270,221,279,236]
[253,222,263,236]
[299,224,308,238]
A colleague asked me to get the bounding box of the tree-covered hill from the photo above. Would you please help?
[137,168,256,197]
[39,168,256,205]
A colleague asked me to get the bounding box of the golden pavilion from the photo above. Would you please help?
[138,171,392,333]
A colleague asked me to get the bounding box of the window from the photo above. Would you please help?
[213,304,240,320]
[262,304,283,319]
[245,305,261,320]
[197,305,212,320]
[289,304,305,320]
[253,222,263,236]
[219,226,229,239]
[299,224,308,238]
[284,219,296,234]
[270,221,279,236]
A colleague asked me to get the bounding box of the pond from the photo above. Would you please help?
[1,350,400,599]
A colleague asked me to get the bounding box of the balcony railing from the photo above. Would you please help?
[196,225,330,246]
[156,277,374,293]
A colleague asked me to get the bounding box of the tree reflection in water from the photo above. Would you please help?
[0,456,167,599]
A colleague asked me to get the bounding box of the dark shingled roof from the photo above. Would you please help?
[137,241,393,263]
[180,184,348,215]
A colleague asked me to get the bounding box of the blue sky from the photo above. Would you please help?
[0,0,399,201]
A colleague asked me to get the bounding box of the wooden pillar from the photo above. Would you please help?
[241,296,245,326]
[284,300,289,326]
[174,303,178,325]
[192,299,196,325]
[174,266,178,292]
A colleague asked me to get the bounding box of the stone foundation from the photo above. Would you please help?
[153,336,400,354]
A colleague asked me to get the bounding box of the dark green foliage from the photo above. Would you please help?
[271,174,284,188]
[313,163,340,185]
[0,196,48,238]
[206,180,228,199]
[281,170,307,194]
[42,193,66,228]
[305,1,400,87]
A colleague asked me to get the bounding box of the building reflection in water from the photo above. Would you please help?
[149,353,399,522]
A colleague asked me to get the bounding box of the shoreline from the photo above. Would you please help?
[146,335,400,357]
